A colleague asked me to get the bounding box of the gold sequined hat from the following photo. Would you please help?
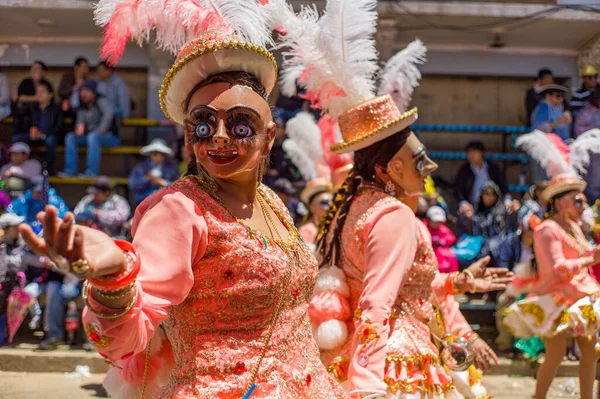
[272,1,426,154]
[94,0,277,125]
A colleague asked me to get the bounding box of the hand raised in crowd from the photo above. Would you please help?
[454,256,513,293]
[593,246,600,264]
[75,123,85,136]
[505,199,521,215]
[30,126,42,141]
[471,338,498,371]
[459,202,474,219]
[19,206,125,279]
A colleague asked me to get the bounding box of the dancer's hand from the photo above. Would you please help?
[19,205,125,279]
[472,337,498,371]
[455,257,513,293]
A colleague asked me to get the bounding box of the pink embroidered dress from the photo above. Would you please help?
[321,187,480,398]
[505,219,600,338]
[82,176,347,399]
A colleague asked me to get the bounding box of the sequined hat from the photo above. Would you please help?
[271,1,426,155]
[94,0,277,125]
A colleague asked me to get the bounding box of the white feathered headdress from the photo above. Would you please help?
[516,129,600,179]
[268,0,426,154]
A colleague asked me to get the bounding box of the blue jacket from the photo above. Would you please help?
[6,188,69,234]
[128,158,179,206]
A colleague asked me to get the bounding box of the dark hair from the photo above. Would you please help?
[545,189,580,216]
[33,60,48,72]
[182,71,268,113]
[465,140,485,153]
[316,128,412,267]
[537,68,553,80]
[98,60,115,70]
[37,80,54,94]
[75,57,89,67]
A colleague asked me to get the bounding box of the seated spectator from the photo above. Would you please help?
[298,178,333,246]
[96,60,131,119]
[11,81,63,175]
[75,210,100,230]
[530,84,572,142]
[58,57,89,112]
[424,176,450,216]
[525,68,553,125]
[129,138,179,206]
[0,68,10,120]
[0,213,26,345]
[571,65,599,116]
[518,181,548,223]
[272,177,306,227]
[574,89,600,137]
[454,140,515,220]
[0,142,42,182]
[74,176,130,237]
[458,180,513,259]
[60,80,117,177]
[424,205,458,274]
[11,61,51,137]
[6,176,69,234]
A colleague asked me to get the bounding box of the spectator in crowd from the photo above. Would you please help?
[525,68,553,124]
[494,213,541,353]
[531,84,572,142]
[75,209,99,230]
[298,178,333,246]
[264,108,303,188]
[96,60,131,119]
[272,177,306,227]
[518,181,548,223]
[0,213,27,345]
[0,68,10,120]
[6,176,69,234]
[58,57,89,110]
[454,140,514,220]
[571,65,599,115]
[458,180,514,259]
[424,205,458,274]
[60,80,117,177]
[73,176,130,237]
[128,138,179,206]
[574,88,600,137]
[0,142,42,182]
[11,61,51,136]
[11,81,63,175]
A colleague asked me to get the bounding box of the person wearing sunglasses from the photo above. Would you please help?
[299,178,333,248]
[531,84,572,142]
[571,65,599,116]
[505,174,600,399]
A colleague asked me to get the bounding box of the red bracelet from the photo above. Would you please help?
[463,330,479,344]
[444,272,459,295]
[88,240,140,291]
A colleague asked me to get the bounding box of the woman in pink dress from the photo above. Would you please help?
[505,174,600,399]
[18,2,348,398]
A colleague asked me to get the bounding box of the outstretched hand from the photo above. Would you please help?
[456,256,513,293]
[19,206,125,279]
[472,338,498,371]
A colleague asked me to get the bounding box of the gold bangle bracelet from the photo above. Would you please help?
[83,280,138,320]
[92,283,135,300]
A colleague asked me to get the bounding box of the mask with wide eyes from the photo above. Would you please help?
[196,123,213,138]
[232,124,251,138]
[416,158,426,176]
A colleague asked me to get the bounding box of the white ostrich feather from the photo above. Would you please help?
[282,139,318,181]
[286,112,324,164]
[94,0,123,27]
[570,128,600,177]
[274,0,378,118]
[516,130,572,178]
[378,39,427,113]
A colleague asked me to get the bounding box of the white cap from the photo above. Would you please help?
[426,205,447,222]
[10,142,31,154]
[140,138,174,157]
[0,213,25,228]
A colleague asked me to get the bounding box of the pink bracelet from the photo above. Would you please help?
[88,240,140,292]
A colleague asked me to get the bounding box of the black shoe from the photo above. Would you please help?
[38,337,63,350]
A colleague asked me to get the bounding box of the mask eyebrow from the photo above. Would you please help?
[189,105,218,116]
[413,145,427,158]
[226,105,261,119]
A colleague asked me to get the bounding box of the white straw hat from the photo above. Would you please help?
[140,139,174,157]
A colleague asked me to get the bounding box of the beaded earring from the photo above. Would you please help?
[384,180,396,197]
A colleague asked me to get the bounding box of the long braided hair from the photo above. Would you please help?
[316,127,412,268]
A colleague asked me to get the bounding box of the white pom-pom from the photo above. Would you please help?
[314,319,348,350]
[313,265,350,297]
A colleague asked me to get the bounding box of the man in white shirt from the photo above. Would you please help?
[0,142,42,182]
